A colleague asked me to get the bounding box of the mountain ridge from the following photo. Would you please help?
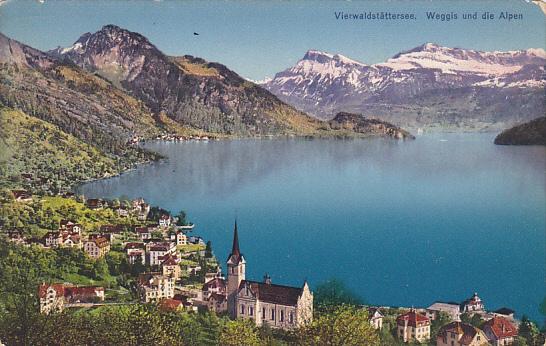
[263,44,546,130]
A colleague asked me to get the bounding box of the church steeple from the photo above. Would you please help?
[227,220,244,264]
[227,220,246,318]
[232,220,240,258]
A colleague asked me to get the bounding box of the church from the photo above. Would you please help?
[226,222,313,329]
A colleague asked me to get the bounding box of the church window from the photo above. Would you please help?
[240,304,245,315]
[289,312,294,323]
[280,310,284,322]
[262,307,266,319]
[271,309,275,320]
[249,306,254,316]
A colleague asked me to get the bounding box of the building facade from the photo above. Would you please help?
[137,273,175,303]
[397,309,431,343]
[436,322,489,346]
[225,222,313,329]
[483,316,518,346]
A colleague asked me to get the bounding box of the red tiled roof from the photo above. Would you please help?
[125,242,145,250]
[396,310,430,327]
[161,254,180,266]
[65,286,104,297]
[159,298,182,311]
[38,283,65,298]
[438,322,481,345]
[483,316,518,339]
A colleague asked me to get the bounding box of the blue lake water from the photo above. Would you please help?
[77,133,546,321]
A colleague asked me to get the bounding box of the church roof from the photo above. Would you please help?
[240,280,303,306]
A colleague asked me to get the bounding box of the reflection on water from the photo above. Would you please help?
[77,134,546,320]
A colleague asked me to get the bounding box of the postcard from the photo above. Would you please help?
[0,1,544,345]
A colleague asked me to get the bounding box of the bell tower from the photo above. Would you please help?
[226,220,245,318]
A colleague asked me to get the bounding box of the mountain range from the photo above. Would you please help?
[262,44,546,131]
[0,25,413,192]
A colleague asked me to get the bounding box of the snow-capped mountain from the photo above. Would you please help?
[263,43,546,130]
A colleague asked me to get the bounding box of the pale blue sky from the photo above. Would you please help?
[0,0,544,80]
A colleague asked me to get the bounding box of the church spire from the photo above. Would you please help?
[232,220,240,258]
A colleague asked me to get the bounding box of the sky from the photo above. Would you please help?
[0,0,544,80]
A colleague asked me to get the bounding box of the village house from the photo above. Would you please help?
[85,198,103,210]
[203,277,226,299]
[147,241,176,266]
[135,226,152,241]
[38,283,104,314]
[159,298,184,312]
[43,231,63,248]
[427,302,462,322]
[59,220,82,234]
[83,236,110,259]
[113,206,129,217]
[132,198,150,221]
[170,230,187,246]
[159,214,171,228]
[11,189,32,202]
[226,222,313,329]
[207,292,228,313]
[38,283,65,314]
[493,308,516,320]
[482,316,518,346]
[188,235,205,246]
[396,309,431,343]
[125,242,146,264]
[368,307,384,330]
[161,254,181,279]
[137,273,175,303]
[461,293,485,313]
[62,233,82,249]
[3,229,26,245]
[100,224,125,234]
[436,322,488,346]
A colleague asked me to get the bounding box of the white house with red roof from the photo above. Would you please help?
[161,254,181,279]
[38,283,105,314]
[147,241,176,266]
[436,321,488,346]
[159,214,171,228]
[461,292,485,313]
[483,316,518,346]
[368,307,384,330]
[396,309,431,343]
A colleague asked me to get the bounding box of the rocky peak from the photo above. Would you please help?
[302,49,365,66]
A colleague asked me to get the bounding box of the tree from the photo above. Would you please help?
[176,210,187,226]
[205,241,213,258]
[296,305,380,346]
[430,312,452,341]
[219,319,261,346]
[518,316,540,346]
[313,278,363,309]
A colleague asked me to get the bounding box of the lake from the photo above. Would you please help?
[77,133,546,321]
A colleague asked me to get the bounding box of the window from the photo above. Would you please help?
[289,312,294,323]
[280,310,284,322]
[271,309,275,320]
[249,306,254,316]
[262,307,266,319]
[240,304,245,315]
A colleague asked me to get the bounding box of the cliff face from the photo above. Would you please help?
[494,117,546,145]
